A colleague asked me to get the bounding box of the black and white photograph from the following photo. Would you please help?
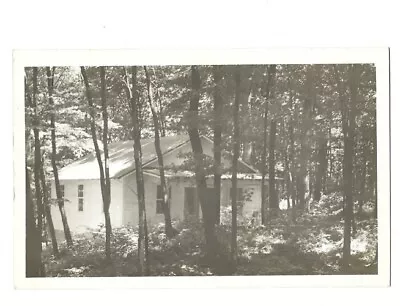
[13,49,390,288]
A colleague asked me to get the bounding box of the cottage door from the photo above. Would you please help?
[204,187,217,214]
[184,187,199,219]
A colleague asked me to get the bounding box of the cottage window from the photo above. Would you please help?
[156,185,172,214]
[230,188,245,211]
[78,184,84,211]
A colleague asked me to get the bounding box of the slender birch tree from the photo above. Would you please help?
[123,66,150,275]
[188,65,219,262]
[81,66,112,261]
[46,67,73,246]
[260,65,276,224]
[144,66,175,238]
[212,65,224,225]
[231,66,241,265]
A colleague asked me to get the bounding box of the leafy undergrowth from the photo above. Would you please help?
[43,193,377,277]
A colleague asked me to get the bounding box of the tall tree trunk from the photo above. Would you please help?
[242,73,254,164]
[337,64,360,271]
[25,70,43,276]
[46,67,73,247]
[342,127,353,270]
[32,67,44,251]
[152,69,167,137]
[297,151,307,209]
[81,66,112,262]
[288,88,297,216]
[328,127,334,182]
[188,66,218,262]
[284,155,291,210]
[357,142,367,216]
[261,65,276,225]
[314,135,327,202]
[213,65,223,225]
[308,160,313,203]
[26,167,43,277]
[371,129,377,218]
[298,66,314,211]
[39,159,59,257]
[231,66,241,264]
[123,66,150,275]
[100,67,112,261]
[144,66,175,238]
[159,98,166,137]
[281,119,291,209]
[268,119,278,216]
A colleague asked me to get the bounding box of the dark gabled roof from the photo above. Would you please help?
[58,134,259,180]
[58,135,190,180]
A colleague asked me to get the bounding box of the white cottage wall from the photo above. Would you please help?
[122,172,173,227]
[50,176,263,233]
[165,177,260,221]
[122,173,215,227]
[220,180,262,216]
[50,179,123,234]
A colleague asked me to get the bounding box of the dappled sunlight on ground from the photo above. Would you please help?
[42,192,377,277]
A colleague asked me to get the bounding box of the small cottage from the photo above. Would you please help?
[50,135,274,233]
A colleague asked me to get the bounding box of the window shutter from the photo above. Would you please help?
[78,184,84,211]
[157,185,162,199]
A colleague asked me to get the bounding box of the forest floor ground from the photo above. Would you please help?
[43,192,378,277]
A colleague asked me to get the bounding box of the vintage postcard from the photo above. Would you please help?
[13,48,390,288]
